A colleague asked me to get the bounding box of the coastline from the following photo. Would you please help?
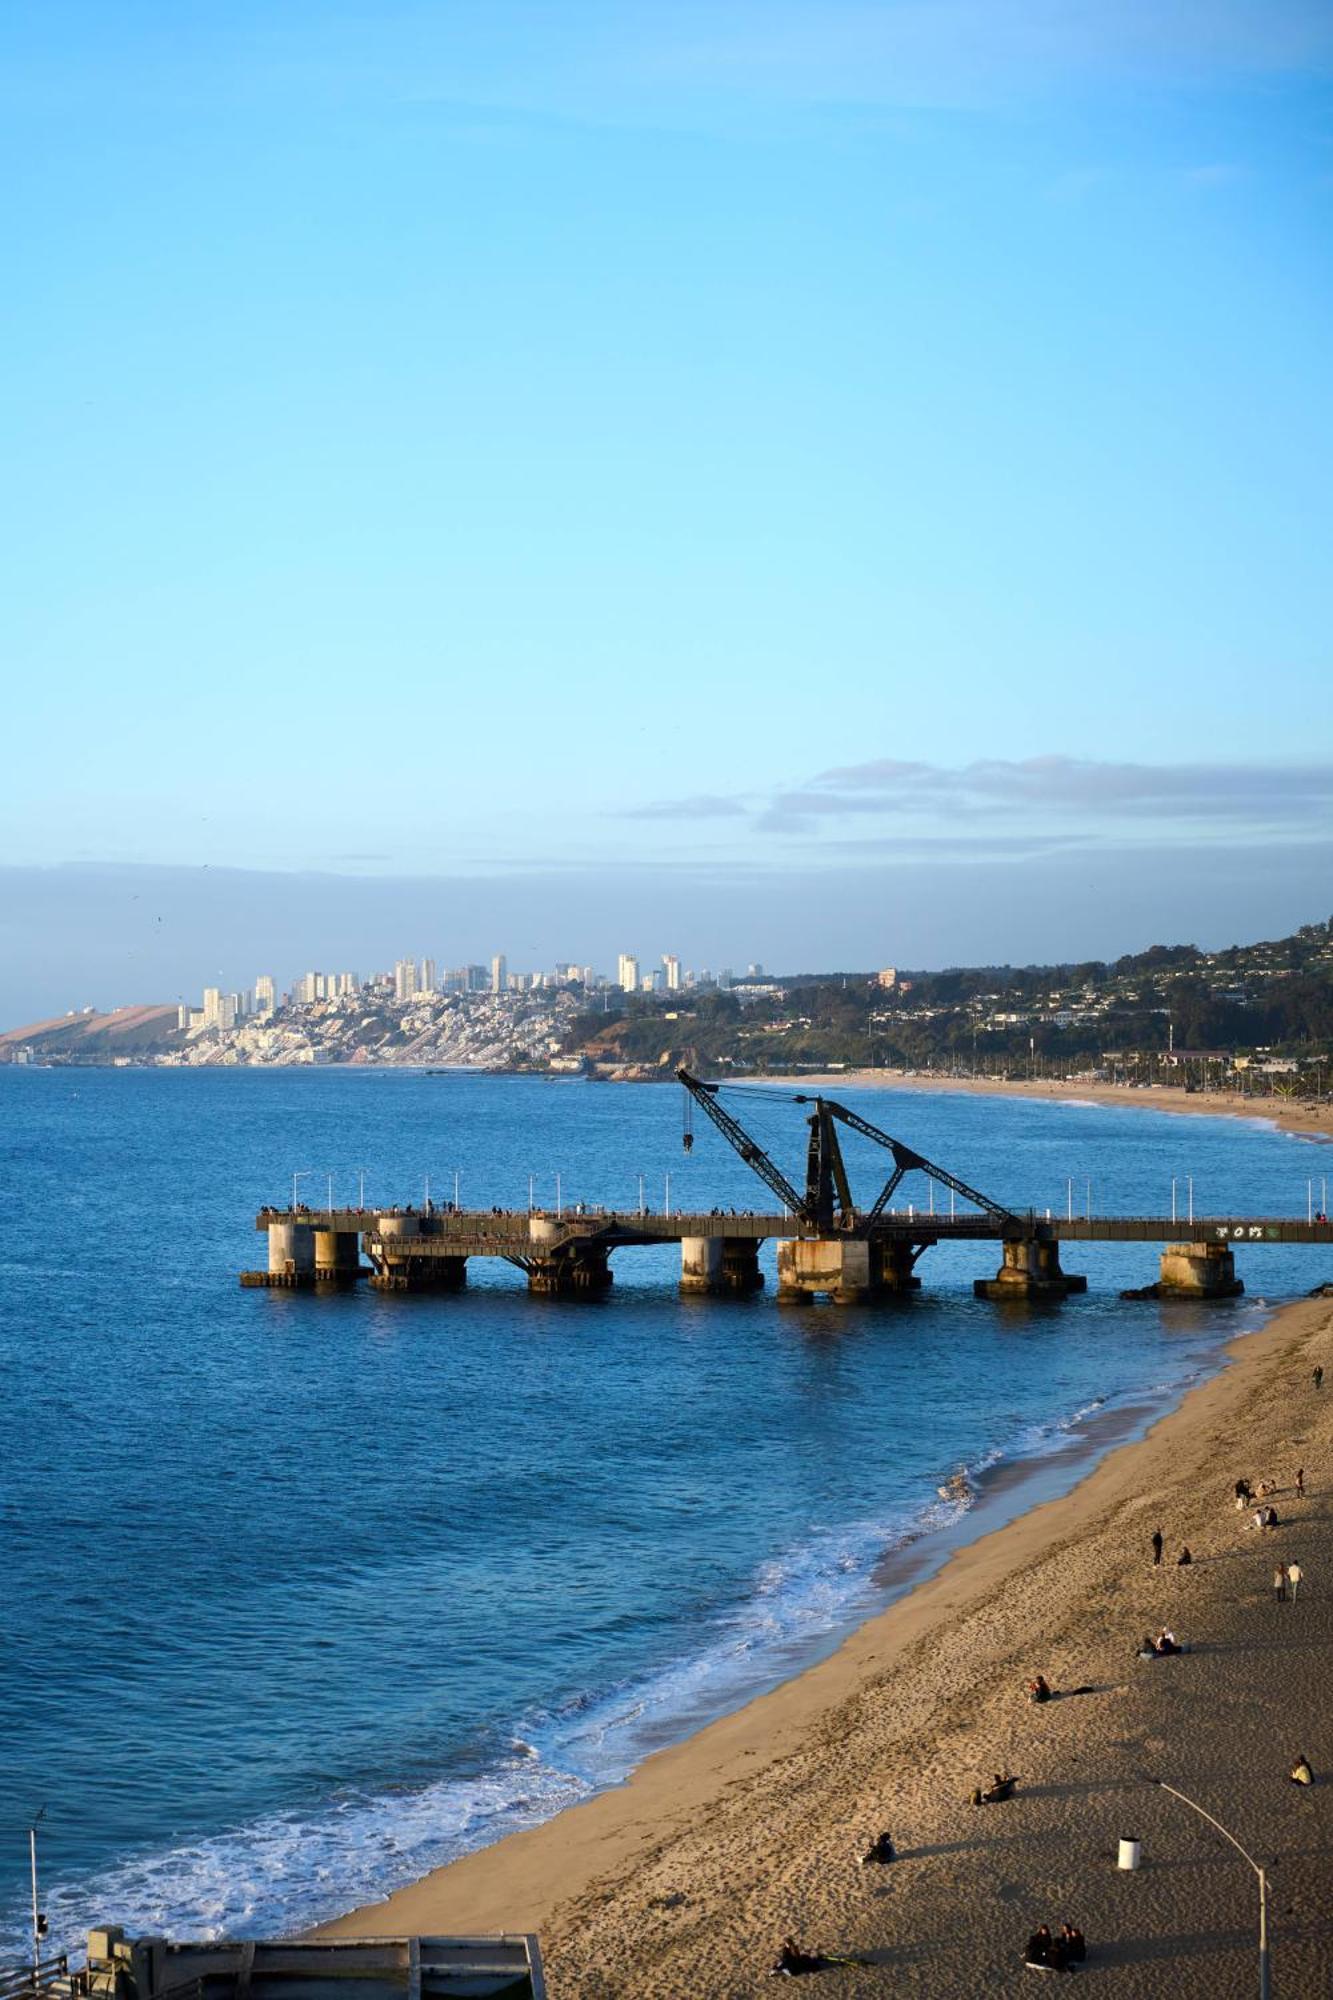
[762,1069,1333,1145]
[315,1287,1333,1994]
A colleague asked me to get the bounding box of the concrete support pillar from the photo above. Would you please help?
[268,1222,315,1279]
[777,1236,914,1305]
[877,1239,922,1294]
[974,1232,1087,1301]
[720,1238,764,1294]
[368,1212,467,1291]
[680,1236,724,1293]
[314,1228,362,1282]
[680,1237,765,1295]
[1157,1241,1243,1299]
[528,1247,613,1297]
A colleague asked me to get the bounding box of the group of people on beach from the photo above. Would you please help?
[767,1365,1324,1984]
[1136,1627,1181,1658]
[1024,1923,1086,1973]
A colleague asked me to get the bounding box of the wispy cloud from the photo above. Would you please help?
[632,755,1333,844]
[616,793,748,820]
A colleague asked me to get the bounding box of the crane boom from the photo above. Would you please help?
[678,1071,1018,1231]
[676,1069,808,1216]
[819,1099,1018,1226]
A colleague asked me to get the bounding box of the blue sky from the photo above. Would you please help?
[2,3,1331,1014]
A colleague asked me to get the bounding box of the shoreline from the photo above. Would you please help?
[762,1069,1333,1145]
[314,1286,1333,1992]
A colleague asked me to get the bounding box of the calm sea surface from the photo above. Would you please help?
[1,1068,1328,1953]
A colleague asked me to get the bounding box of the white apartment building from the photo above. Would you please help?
[394,958,418,1003]
[662,954,680,992]
[254,974,276,1016]
[420,958,436,995]
[618,952,640,993]
[491,953,507,994]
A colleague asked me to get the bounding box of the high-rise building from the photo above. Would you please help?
[663,954,680,992]
[394,958,418,1003]
[201,986,222,1027]
[420,958,436,995]
[618,952,639,993]
[254,975,276,1016]
[491,953,507,994]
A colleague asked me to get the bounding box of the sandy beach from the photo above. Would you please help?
[763,1072,1333,1149]
[315,1272,1333,1994]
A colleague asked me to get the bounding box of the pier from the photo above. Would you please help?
[242,1207,1333,1305]
[241,1072,1333,1304]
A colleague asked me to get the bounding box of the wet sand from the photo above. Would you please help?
[316,1288,1333,1994]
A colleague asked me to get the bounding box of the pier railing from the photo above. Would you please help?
[0,1957,78,2000]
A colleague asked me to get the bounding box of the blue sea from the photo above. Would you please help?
[1,1068,1328,1955]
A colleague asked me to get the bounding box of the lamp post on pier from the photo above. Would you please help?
[1152,1779,1269,1998]
[292,1169,313,1210]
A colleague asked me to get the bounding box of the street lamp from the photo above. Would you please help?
[1152,1779,1270,1999]
[29,1807,48,1983]
[292,1169,313,1210]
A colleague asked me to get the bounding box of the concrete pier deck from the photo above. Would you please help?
[241,1205,1333,1302]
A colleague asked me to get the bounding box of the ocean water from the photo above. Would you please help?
[1,1068,1328,1955]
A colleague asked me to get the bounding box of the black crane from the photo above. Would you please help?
[676,1069,1017,1232]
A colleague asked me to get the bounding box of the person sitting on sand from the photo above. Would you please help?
[1177,1545,1193,1565]
[1136,1635,1158,1659]
[1060,1923,1087,1964]
[772,1937,827,1976]
[1154,1628,1179,1655]
[982,1771,1017,1802]
[771,1936,869,1976]
[1028,1674,1053,1704]
[859,1830,895,1865]
[1264,1506,1280,1528]
[1024,1924,1064,1971]
[1289,1754,1314,1787]
[1235,1477,1253,1504]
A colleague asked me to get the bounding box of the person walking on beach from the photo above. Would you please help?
[1288,1560,1304,1604]
[1151,1527,1163,1566]
[1274,1563,1287,1603]
[1314,1365,1324,1391]
[1295,1466,1305,1498]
